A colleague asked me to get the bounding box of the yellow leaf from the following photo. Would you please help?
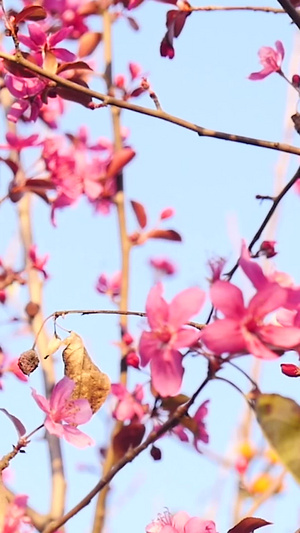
[254,393,300,483]
[62,331,111,414]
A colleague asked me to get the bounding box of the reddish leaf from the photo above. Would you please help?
[130,87,145,98]
[126,16,140,31]
[106,148,136,179]
[0,408,26,437]
[55,79,93,107]
[131,200,147,229]
[15,5,47,24]
[78,32,102,58]
[24,179,56,191]
[228,518,272,533]
[57,61,93,74]
[113,423,145,460]
[0,157,19,175]
[3,54,38,78]
[147,229,182,242]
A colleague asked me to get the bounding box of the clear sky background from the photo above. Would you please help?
[0,1,300,532]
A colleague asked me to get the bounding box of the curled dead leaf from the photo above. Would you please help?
[62,331,110,413]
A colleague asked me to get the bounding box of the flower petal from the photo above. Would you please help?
[31,388,50,414]
[150,349,183,397]
[201,319,245,354]
[210,281,245,319]
[63,425,95,448]
[169,287,205,329]
[258,324,300,349]
[146,283,169,329]
[173,327,201,349]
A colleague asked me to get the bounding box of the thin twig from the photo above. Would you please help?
[190,5,284,11]
[0,51,300,156]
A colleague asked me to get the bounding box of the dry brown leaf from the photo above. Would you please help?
[62,331,110,413]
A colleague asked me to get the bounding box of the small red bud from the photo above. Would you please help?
[281,363,300,377]
[292,74,300,86]
[123,332,134,345]
[259,240,277,258]
[160,208,175,220]
[126,351,140,368]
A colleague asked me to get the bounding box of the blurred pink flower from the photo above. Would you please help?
[0,133,41,152]
[249,41,284,80]
[32,376,94,448]
[29,244,49,279]
[139,283,205,396]
[18,23,76,65]
[150,257,177,276]
[96,272,122,299]
[146,510,217,533]
[193,400,209,450]
[111,383,147,421]
[201,280,300,359]
[3,494,32,533]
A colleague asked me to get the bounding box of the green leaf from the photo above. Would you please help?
[254,393,300,483]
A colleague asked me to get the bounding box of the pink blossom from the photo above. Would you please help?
[18,23,76,66]
[193,400,209,450]
[150,257,177,276]
[3,494,32,533]
[146,510,217,533]
[139,283,205,396]
[207,256,226,283]
[32,377,95,448]
[96,272,122,299]
[249,41,284,80]
[111,383,147,421]
[0,133,41,152]
[201,280,300,360]
[28,244,49,279]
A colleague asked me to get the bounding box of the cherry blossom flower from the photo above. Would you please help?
[146,510,217,533]
[3,494,32,533]
[111,383,148,421]
[249,41,284,80]
[201,280,300,360]
[18,23,76,66]
[149,257,177,277]
[28,244,49,279]
[96,272,121,299]
[139,283,205,396]
[32,376,95,448]
[0,133,41,152]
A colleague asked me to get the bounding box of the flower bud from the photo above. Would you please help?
[281,363,300,377]
[126,350,140,368]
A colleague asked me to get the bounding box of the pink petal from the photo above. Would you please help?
[44,417,64,437]
[150,349,183,397]
[173,327,201,349]
[62,425,95,448]
[258,324,300,349]
[139,331,160,366]
[275,40,284,60]
[49,376,75,413]
[18,34,39,50]
[169,287,205,329]
[239,241,268,290]
[146,283,169,330]
[248,284,287,320]
[28,23,46,46]
[172,512,190,533]
[244,332,278,360]
[63,398,93,425]
[111,383,127,399]
[248,68,273,80]
[201,319,245,354]
[185,519,217,533]
[49,26,73,46]
[31,388,50,414]
[210,281,245,319]
[53,48,77,62]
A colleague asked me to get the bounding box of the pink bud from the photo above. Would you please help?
[0,290,6,304]
[235,456,248,475]
[259,240,277,258]
[160,207,175,220]
[123,332,134,345]
[281,363,300,377]
[129,62,141,80]
[115,75,126,89]
[126,351,140,368]
[292,74,300,87]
